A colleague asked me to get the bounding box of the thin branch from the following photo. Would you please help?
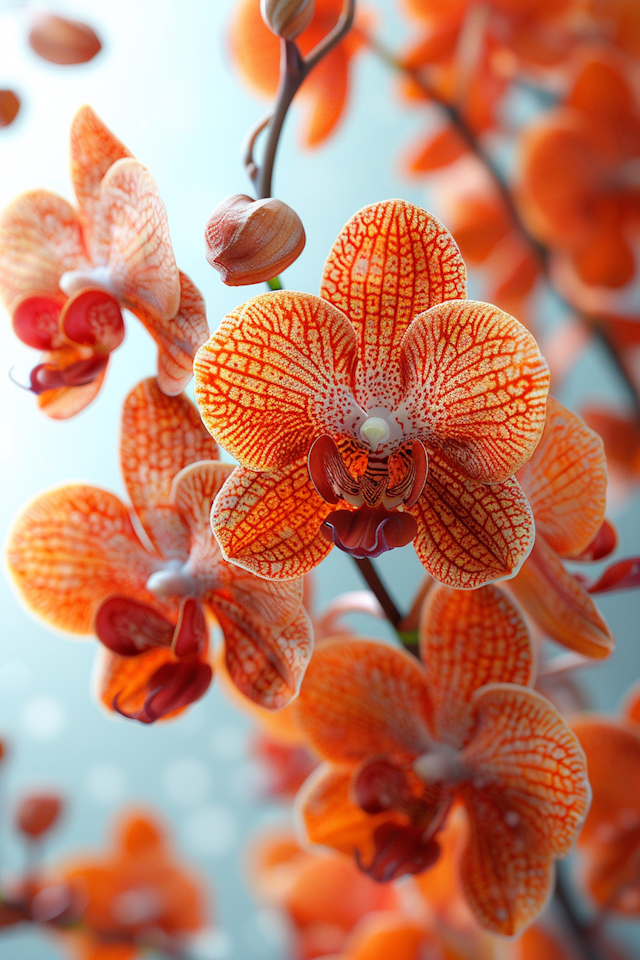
[554,864,611,960]
[241,110,272,184]
[352,558,403,630]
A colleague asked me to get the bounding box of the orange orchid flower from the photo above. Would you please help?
[52,810,207,960]
[6,378,311,718]
[229,0,368,148]
[0,105,208,419]
[583,406,640,488]
[507,396,615,659]
[248,829,400,959]
[520,50,640,289]
[195,199,549,588]
[572,684,640,914]
[294,583,590,936]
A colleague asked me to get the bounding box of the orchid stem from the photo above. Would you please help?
[267,275,283,290]
[352,558,403,630]
[248,0,356,198]
[364,32,640,419]
[554,864,609,960]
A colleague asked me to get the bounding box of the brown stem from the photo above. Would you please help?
[352,558,403,630]
[554,864,619,960]
[364,32,640,418]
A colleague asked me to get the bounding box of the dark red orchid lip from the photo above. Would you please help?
[29,355,108,394]
[355,821,441,883]
[321,504,418,559]
[113,661,213,725]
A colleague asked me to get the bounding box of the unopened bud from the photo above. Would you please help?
[205,194,305,286]
[261,0,315,40]
[28,13,102,65]
[16,792,63,839]
[0,91,20,128]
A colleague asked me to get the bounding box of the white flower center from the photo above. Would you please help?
[146,559,199,598]
[359,416,391,452]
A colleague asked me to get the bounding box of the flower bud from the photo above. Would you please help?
[16,792,63,839]
[260,0,315,40]
[205,194,305,286]
[0,91,20,128]
[28,13,102,65]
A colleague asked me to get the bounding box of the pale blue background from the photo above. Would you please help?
[0,0,639,957]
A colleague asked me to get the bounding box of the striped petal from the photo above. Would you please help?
[0,190,88,310]
[410,453,535,588]
[69,105,132,234]
[296,638,431,763]
[516,397,607,557]
[420,585,534,747]
[216,605,312,710]
[153,271,209,396]
[194,291,359,470]
[120,378,218,556]
[90,159,180,322]
[211,460,333,580]
[508,536,613,658]
[6,485,160,635]
[320,200,466,410]
[400,299,549,483]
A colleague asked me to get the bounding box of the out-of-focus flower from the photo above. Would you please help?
[16,793,63,839]
[248,829,400,959]
[295,584,589,935]
[0,90,20,128]
[584,0,640,61]
[0,105,208,418]
[572,686,640,913]
[53,810,207,959]
[520,50,640,290]
[261,0,316,40]
[508,396,615,658]
[205,194,305,285]
[196,199,548,588]
[6,378,311,718]
[229,0,368,147]
[583,406,640,487]
[27,13,102,65]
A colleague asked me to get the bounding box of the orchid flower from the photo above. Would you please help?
[6,379,311,719]
[195,199,549,589]
[0,106,208,418]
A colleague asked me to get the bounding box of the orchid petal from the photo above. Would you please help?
[60,287,124,353]
[194,291,359,470]
[400,299,549,483]
[70,105,131,233]
[153,271,209,396]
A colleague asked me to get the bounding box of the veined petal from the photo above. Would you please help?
[420,584,534,748]
[400,299,549,483]
[194,291,359,470]
[216,605,312,710]
[69,105,132,233]
[171,460,232,545]
[516,397,607,557]
[120,378,218,556]
[154,271,210,396]
[508,536,613,658]
[6,485,159,634]
[410,453,535,589]
[320,200,466,410]
[211,460,333,580]
[0,190,88,310]
[296,638,431,763]
[91,158,180,322]
[462,685,590,859]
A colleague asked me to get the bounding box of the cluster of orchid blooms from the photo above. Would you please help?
[2,0,640,958]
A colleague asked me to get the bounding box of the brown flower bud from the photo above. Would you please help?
[28,14,102,66]
[16,793,63,839]
[205,194,305,286]
[260,0,315,40]
[0,91,20,128]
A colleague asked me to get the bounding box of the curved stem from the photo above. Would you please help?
[364,32,640,418]
[242,110,272,184]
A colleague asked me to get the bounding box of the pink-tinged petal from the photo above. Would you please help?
[94,596,174,656]
[588,556,640,594]
[194,291,359,470]
[211,460,333,580]
[572,518,617,562]
[508,536,613,658]
[69,105,131,233]
[91,158,180,322]
[296,638,431,763]
[400,300,549,483]
[320,200,467,410]
[12,294,65,349]
[410,452,535,588]
[153,271,209,396]
[120,378,218,556]
[216,606,312,710]
[0,190,88,310]
[60,287,124,353]
[6,485,161,634]
[420,585,534,747]
[516,397,607,557]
